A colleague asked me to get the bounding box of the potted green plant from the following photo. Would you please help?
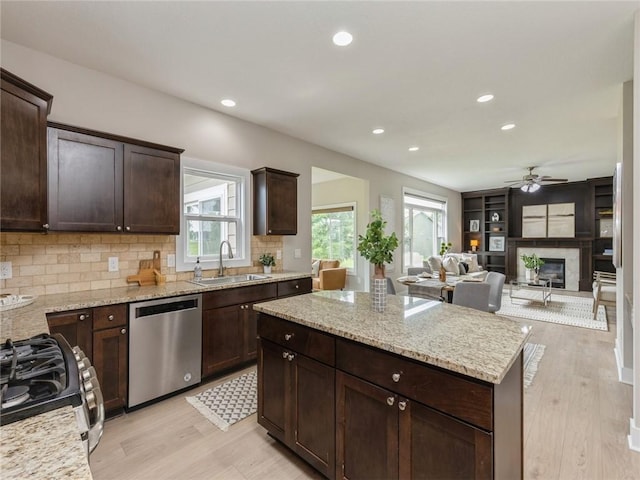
[357,209,399,279]
[259,253,276,274]
[521,253,544,281]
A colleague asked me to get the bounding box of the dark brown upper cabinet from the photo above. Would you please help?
[47,123,182,234]
[252,167,299,235]
[1,69,53,232]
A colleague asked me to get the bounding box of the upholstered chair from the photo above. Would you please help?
[592,271,616,320]
[485,271,506,313]
[452,282,491,312]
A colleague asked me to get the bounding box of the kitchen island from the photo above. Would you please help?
[254,291,530,479]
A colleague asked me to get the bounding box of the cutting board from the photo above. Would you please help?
[126,251,162,286]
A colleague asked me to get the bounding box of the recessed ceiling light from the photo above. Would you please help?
[372,128,385,135]
[501,123,516,131]
[477,94,494,103]
[221,99,236,107]
[332,31,353,47]
[408,146,420,152]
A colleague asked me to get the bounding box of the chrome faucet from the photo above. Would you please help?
[218,240,234,277]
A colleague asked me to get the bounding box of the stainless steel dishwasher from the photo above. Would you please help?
[128,294,202,408]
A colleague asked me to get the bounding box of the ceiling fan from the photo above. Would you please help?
[505,166,568,193]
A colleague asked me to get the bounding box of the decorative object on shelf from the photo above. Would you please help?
[357,209,399,311]
[599,218,613,238]
[470,239,479,252]
[259,253,276,274]
[469,219,480,232]
[521,253,545,282]
[491,212,500,222]
[489,236,505,252]
[491,226,502,232]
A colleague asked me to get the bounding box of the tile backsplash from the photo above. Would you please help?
[0,233,283,296]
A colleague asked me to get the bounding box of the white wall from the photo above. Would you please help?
[1,40,461,279]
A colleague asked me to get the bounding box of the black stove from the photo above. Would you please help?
[0,333,82,425]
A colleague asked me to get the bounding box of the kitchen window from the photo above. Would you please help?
[402,189,447,270]
[311,203,356,274]
[176,158,251,272]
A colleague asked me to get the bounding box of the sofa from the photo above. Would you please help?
[421,253,487,280]
[311,259,347,290]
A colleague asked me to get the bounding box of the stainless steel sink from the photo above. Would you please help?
[189,274,270,287]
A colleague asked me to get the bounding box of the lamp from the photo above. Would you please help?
[470,239,479,252]
[521,182,540,193]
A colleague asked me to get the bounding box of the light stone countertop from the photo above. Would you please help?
[254,290,531,384]
[0,272,310,480]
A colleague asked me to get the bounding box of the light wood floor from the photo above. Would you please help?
[90,300,640,480]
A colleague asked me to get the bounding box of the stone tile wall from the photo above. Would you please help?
[0,233,283,296]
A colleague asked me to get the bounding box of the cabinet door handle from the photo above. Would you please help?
[120,328,127,335]
[398,401,407,411]
[392,373,401,382]
[268,229,272,234]
[295,284,299,289]
[125,226,131,231]
[42,223,50,230]
[282,351,290,359]
[386,396,395,406]
[116,226,122,231]
[287,353,295,361]
[79,314,89,321]
[108,315,114,321]
[284,333,293,341]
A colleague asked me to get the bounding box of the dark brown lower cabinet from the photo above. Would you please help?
[93,326,128,413]
[203,305,245,375]
[258,338,335,478]
[336,371,491,479]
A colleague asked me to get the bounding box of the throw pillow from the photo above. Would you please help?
[426,256,442,273]
[459,262,469,274]
[421,260,433,274]
[443,256,459,274]
[311,260,320,277]
[462,254,480,273]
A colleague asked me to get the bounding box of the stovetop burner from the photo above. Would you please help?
[0,333,82,426]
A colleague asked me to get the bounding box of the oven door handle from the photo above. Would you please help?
[88,386,105,453]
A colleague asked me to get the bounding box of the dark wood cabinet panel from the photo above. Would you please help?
[1,69,52,231]
[336,371,398,480]
[277,277,312,298]
[47,122,183,234]
[252,167,299,235]
[244,304,259,360]
[124,143,180,234]
[46,309,93,358]
[258,338,336,478]
[202,306,245,377]
[48,128,124,231]
[93,326,128,413]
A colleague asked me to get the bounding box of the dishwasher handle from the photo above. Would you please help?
[133,297,200,319]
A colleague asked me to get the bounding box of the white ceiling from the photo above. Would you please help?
[1,1,637,192]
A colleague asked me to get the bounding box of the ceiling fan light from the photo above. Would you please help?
[521,183,540,193]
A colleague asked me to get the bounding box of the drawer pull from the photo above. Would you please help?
[79,314,89,321]
[120,328,127,335]
[386,396,395,406]
[392,373,401,383]
[284,333,294,341]
[108,314,114,321]
[282,351,290,359]
[398,401,407,411]
[295,284,299,289]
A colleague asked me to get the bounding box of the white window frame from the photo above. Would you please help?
[176,157,251,273]
[311,202,358,275]
[402,187,448,272]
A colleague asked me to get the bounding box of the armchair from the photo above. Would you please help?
[592,271,616,320]
[312,259,347,290]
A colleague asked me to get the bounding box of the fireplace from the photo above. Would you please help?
[539,257,565,289]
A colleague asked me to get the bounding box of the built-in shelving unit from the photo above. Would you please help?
[461,188,509,274]
[591,177,614,274]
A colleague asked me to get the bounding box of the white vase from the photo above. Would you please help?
[263,265,272,274]
[525,269,533,281]
[371,278,387,312]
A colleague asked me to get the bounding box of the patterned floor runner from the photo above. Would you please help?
[186,370,257,431]
[524,343,545,389]
[497,290,607,331]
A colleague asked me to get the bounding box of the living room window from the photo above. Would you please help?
[403,189,447,270]
[176,158,251,272]
[311,203,356,274]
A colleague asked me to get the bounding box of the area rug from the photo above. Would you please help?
[186,369,257,431]
[523,343,545,389]
[497,290,607,331]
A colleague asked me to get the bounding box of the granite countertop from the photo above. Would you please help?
[254,290,530,384]
[0,271,310,480]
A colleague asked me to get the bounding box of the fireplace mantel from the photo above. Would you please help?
[507,237,592,291]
